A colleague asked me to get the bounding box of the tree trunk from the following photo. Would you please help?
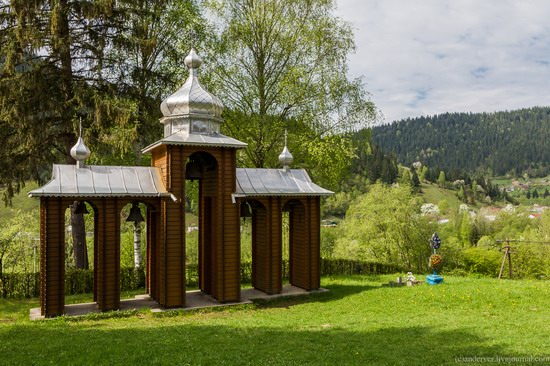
[71,201,88,269]
[133,222,142,268]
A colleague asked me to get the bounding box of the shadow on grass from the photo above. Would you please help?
[0,323,528,365]
[254,283,382,309]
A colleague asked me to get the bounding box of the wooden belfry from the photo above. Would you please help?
[30,49,332,317]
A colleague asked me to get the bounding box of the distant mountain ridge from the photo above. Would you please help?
[371,106,550,177]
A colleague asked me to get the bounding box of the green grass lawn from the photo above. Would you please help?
[1,275,548,365]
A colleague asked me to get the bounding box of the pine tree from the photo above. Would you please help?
[411,168,421,187]
[1,1,204,268]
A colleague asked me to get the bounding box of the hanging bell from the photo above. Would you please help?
[73,201,89,215]
[126,202,145,223]
[240,202,252,218]
[185,160,202,180]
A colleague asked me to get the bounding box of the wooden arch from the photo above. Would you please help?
[39,196,162,317]
[238,196,321,296]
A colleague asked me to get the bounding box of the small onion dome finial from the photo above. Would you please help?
[279,130,293,171]
[184,48,202,71]
[70,119,90,168]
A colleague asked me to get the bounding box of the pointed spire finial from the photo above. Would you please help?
[278,129,293,172]
[70,118,91,169]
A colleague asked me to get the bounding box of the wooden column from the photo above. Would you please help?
[165,146,187,307]
[146,209,158,298]
[40,198,66,317]
[288,197,321,290]
[306,196,321,290]
[212,148,240,302]
[251,198,282,294]
[96,198,121,311]
[151,145,186,308]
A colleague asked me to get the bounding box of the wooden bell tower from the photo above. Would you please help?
[143,49,247,306]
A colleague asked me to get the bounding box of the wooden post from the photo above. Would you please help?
[498,240,513,280]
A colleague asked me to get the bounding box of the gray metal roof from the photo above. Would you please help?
[234,168,333,198]
[142,131,247,153]
[28,165,172,199]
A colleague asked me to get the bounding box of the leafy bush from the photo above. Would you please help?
[65,269,93,294]
[0,272,39,298]
[462,247,502,276]
[334,184,434,271]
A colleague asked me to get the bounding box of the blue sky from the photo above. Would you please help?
[335,0,550,124]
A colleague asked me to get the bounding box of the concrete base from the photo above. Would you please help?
[426,274,444,285]
[30,285,328,320]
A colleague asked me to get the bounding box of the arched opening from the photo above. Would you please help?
[239,199,283,295]
[185,151,219,295]
[184,171,200,289]
[238,200,266,290]
[119,201,147,295]
[63,200,96,302]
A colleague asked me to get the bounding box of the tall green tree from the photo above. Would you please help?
[437,170,446,187]
[0,0,134,268]
[205,0,377,188]
[1,1,207,267]
[108,0,208,164]
[334,183,433,271]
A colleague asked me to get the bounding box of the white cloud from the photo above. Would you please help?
[335,0,550,123]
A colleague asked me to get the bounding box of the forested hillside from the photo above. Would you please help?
[371,107,550,177]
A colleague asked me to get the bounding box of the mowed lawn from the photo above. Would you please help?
[0,275,548,365]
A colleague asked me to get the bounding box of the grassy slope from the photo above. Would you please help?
[418,183,468,212]
[1,275,548,365]
[0,182,40,223]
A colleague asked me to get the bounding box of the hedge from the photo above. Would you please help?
[0,259,400,299]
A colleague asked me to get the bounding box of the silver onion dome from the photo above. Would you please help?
[70,136,90,169]
[279,131,293,171]
[159,48,224,137]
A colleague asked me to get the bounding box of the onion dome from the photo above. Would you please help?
[279,130,293,171]
[70,122,90,168]
[160,48,224,137]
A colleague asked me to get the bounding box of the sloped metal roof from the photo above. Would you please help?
[142,131,247,153]
[28,165,172,199]
[234,168,333,198]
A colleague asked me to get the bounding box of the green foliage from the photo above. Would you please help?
[334,184,433,271]
[0,267,145,299]
[462,247,502,276]
[297,133,356,190]
[0,211,39,274]
[320,227,339,258]
[460,213,473,245]
[206,0,377,188]
[437,199,449,214]
[373,107,550,177]
[0,0,206,202]
[437,170,446,187]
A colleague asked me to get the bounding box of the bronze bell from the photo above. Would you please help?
[126,202,145,223]
[73,201,89,215]
[185,160,202,180]
[240,202,252,218]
